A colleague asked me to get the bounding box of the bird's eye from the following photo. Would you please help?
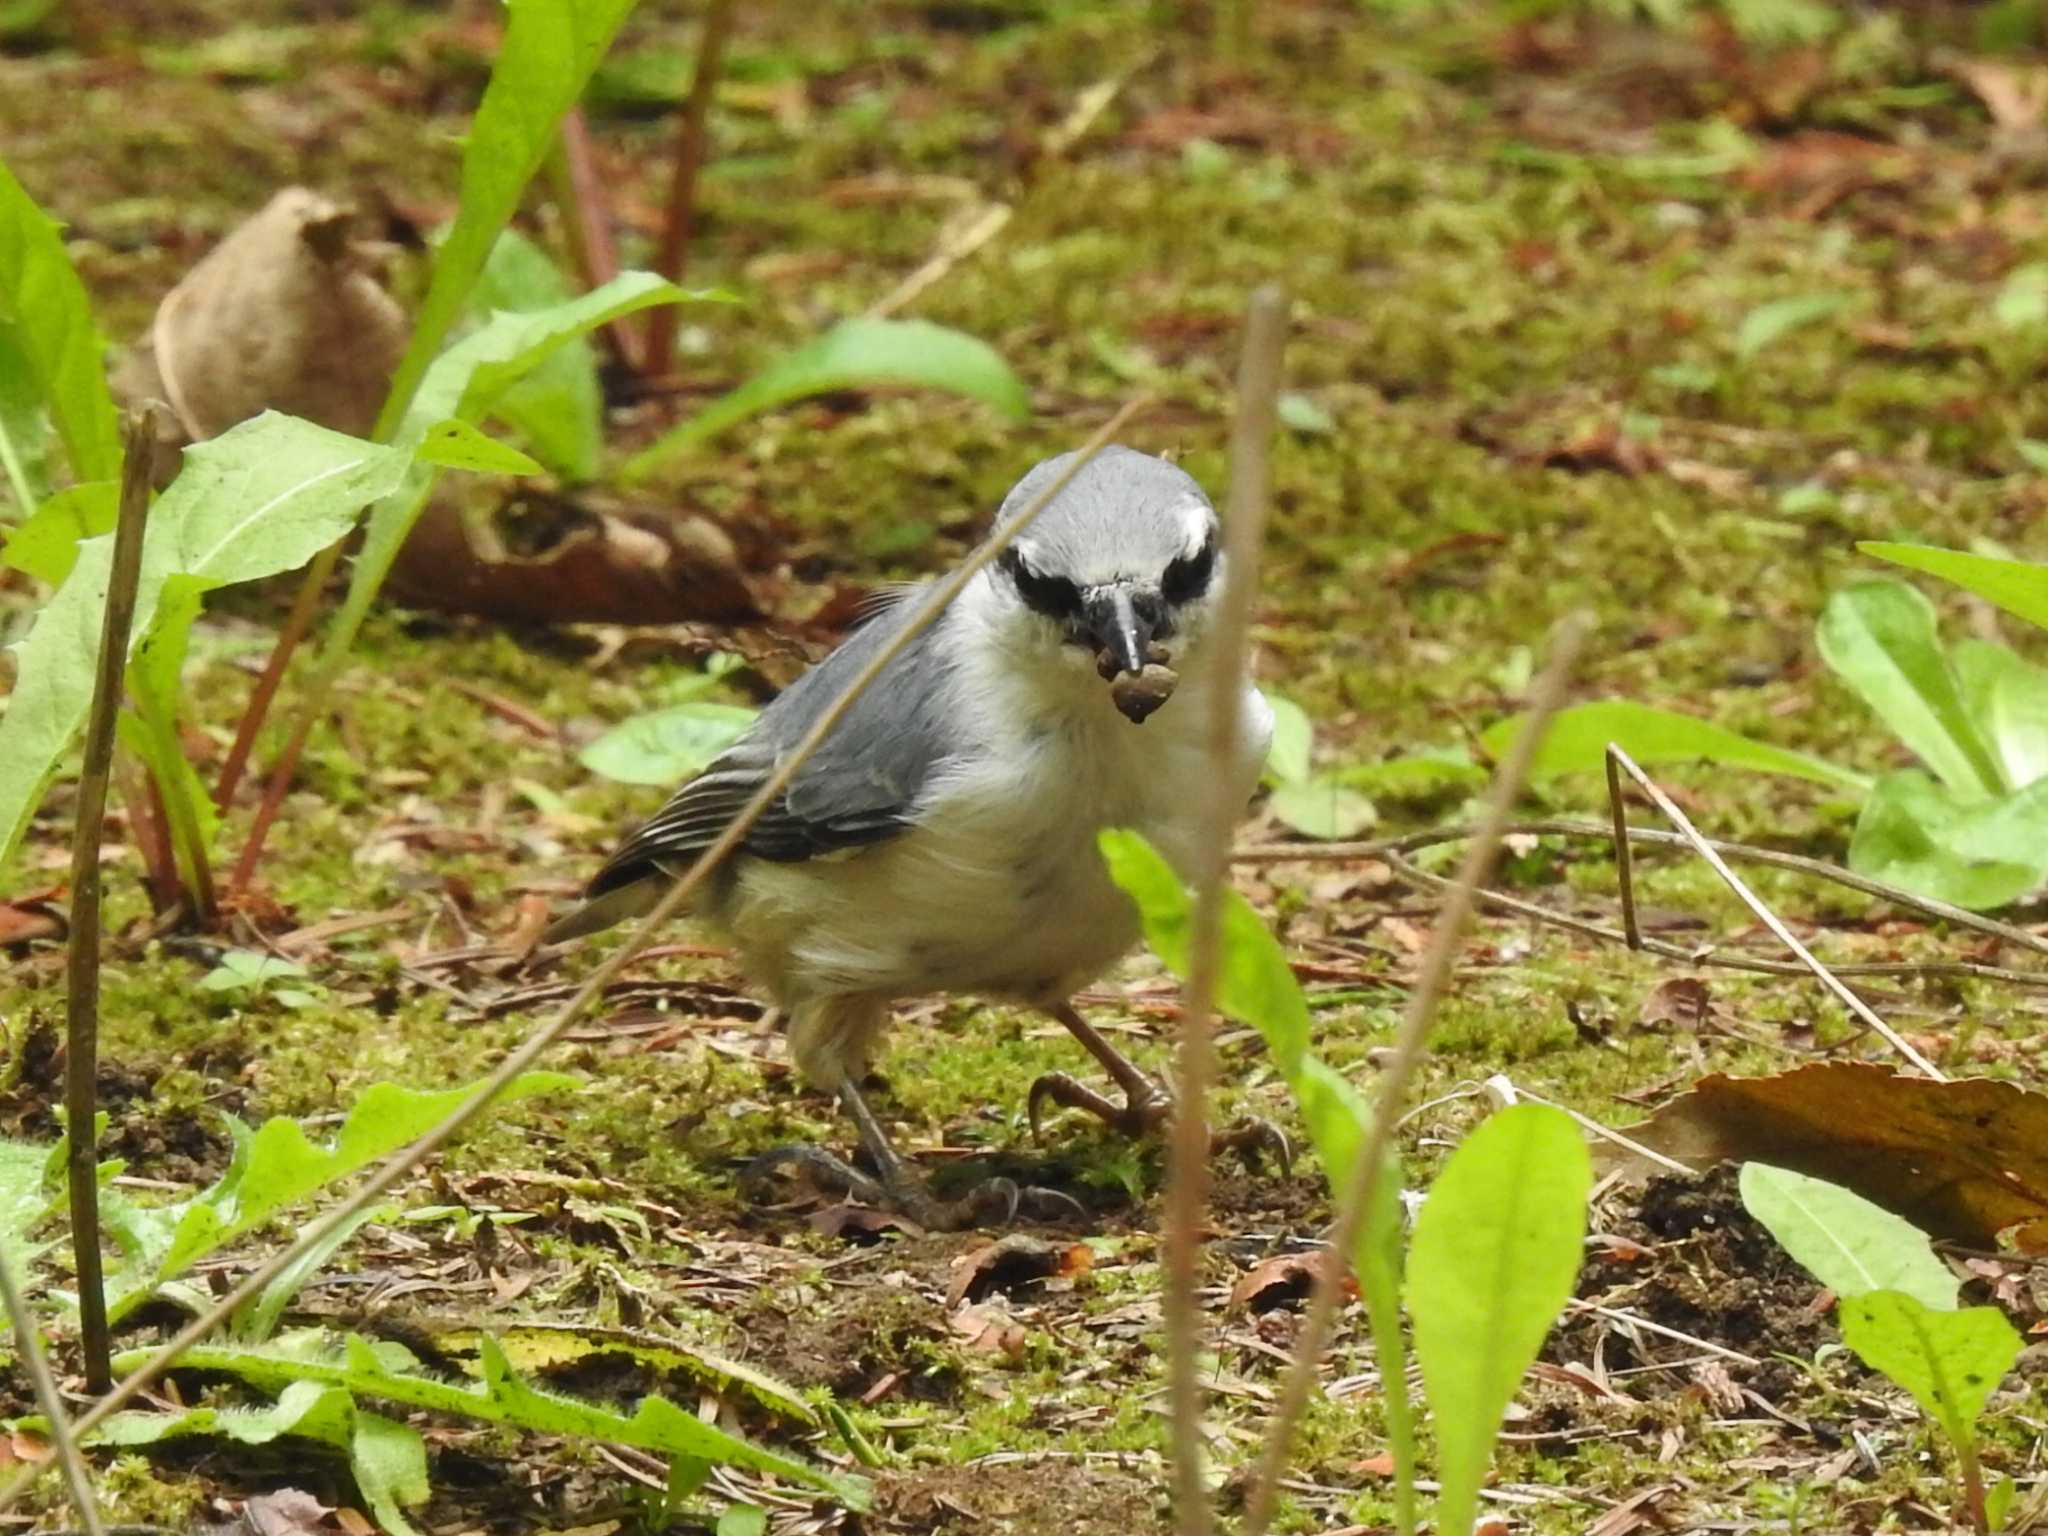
[1162,535,1217,605]
[998,548,1084,621]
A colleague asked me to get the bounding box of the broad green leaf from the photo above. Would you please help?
[103,1072,575,1320]
[1734,292,1853,362]
[0,158,120,483]
[464,227,602,481]
[1261,691,1313,784]
[1276,391,1335,436]
[0,414,410,872]
[624,317,1031,479]
[1337,747,1487,801]
[1848,770,2045,911]
[1838,1292,2021,1451]
[1954,639,2048,789]
[351,1412,432,1536]
[373,0,641,439]
[0,1135,58,1271]
[1738,1163,1957,1311]
[1268,777,1377,839]
[1817,580,2004,799]
[1,479,114,584]
[1407,1104,1589,1536]
[0,322,51,513]
[719,1507,769,1536]
[127,1331,872,1510]
[580,702,758,786]
[415,418,546,477]
[81,1376,358,1452]
[448,1323,815,1425]
[1480,699,1868,793]
[321,272,694,686]
[1861,541,2048,635]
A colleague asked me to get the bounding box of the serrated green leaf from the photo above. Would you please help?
[1,479,114,584]
[1838,1291,2020,1451]
[0,157,120,483]
[1735,292,1853,363]
[1861,541,2048,635]
[1819,580,2005,799]
[579,701,758,786]
[374,0,642,439]
[79,1376,357,1452]
[1739,1163,1957,1311]
[1847,770,2045,911]
[1407,1104,1589,1536]
[0,414,410,874]
[624,317,1030,479]
[1480,699,1867,792]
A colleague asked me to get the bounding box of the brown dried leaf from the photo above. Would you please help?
[242,1488,336,1535]
[946,1233,1092,1308]
[116,188,404,443]
[1600,1064,2048,1250]
[0,889,65,946]
[810,1203,921,1241]
[1228,1249,1351,1313]
[1637,977,1712,1031]
[1947,56,2048,132]
[950,1303,1029,1359]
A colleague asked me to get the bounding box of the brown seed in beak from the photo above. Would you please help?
[1110,663,1179,723]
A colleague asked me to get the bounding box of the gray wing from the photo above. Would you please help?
[584,590,957,898]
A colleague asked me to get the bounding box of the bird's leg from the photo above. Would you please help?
[743,1078,1083,1231]
[1029,1000,1292,1172]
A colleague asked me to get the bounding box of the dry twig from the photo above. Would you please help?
[0,1243,105,1536]
[643,0,737,378]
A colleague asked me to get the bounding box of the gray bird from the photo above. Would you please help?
[545,445,1277,1227]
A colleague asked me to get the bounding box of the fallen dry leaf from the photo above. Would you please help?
[946,1233,1092,1308]
[1228,1249,1351,1313]
[1946,55,2048,133]
[0,890,65,946]
[1637,977,1712,1031]
[810,1203,921,1241]
[242,1488,336,1536]
[1599,1064,2048,1249]
[950,1303,1030,1359]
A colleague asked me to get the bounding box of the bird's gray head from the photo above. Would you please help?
[984,445,1222,723]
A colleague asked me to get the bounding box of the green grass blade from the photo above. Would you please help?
[372,0,641,441]
[0,157,120,483]
[1862,541,2048,635]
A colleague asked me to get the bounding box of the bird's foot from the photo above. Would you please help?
[740,1144,1083,1232]
[1026,1072,1292,1174]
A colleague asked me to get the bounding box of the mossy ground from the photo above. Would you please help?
[4,0,2048,1530]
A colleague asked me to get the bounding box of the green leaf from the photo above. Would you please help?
[81,1376,358,1453]
[321,272,695,689]
[122,1330,872,1510]
[103,1072,574,1320]
[1336,747,1486,801]
[1480,699,1868,793]
[0,1134,59,1271]
[351,1412,432,1536]
[0,414,413,873]
[1,480,114,584]
[1995,263,2048,330]
[623,317,1031,479]
[1354,1145,1418,1533]
[373,0,642,439]
[1861,541,2048,635]
[0,157,120,483]
[414,418,546,477]
[1738,1163,1957,1311]
[1406,1103,1590,1536]
[1818,580,2005,799]
[463,227,603,481]
[1837,1292,2021,1453]
[1276,391,1335,436]
[579,702,759,786]
[1268,777,1377,839]
[1953,639,2048,789]
[1847,770,2044,911]
[0,322,52,513]
[234,1202,395,1344]
[198,950,309,994]
[1261,691,1313,784]
[1735,292,1853,363]
[718,1507,768,1536]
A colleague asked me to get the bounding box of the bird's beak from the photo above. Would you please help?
[1084,586,1151,679]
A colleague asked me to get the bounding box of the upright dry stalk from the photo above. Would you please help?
[0,1243,105,1536]
[65,412,157,1394]
[1238,614,1591,1536]
[0,400,1153,1511]
[643,0,736,378]
[1161,287,1287,1536]
[550,107,636,375]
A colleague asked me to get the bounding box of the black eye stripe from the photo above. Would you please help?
[997,547,1084,620]
[1162,535,1217,605]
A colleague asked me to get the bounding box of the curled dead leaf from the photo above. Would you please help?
[950,1303,1030,1359]
[946,1233,1092,1308]
[1229,1249,1350,1313]
[1637,977,1712,1031]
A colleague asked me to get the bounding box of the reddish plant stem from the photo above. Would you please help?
[216,538,339,810]
[116,751,179,915]
[642,0,736,378]
[551,109,636,374]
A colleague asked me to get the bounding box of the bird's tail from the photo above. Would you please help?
[541,874,667,945]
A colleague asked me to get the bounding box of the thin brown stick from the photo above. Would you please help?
[1162,287,1285,1536]
[1235,818,2048,959]
[1376,845,2048,987]
[1239,614,1591,1536]
[215,538,337,810]
[65,414,155,1395]
[1605,747,1945,1081]
[0,398,1152,1511]
[1605,750,1639,951]
[114,753,178,916]
[0,1242,105,1536]
[550,108,636,374]
[643,0,736,379]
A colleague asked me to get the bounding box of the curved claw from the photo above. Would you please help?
[1016,1183,1089,1223]
[740,1143,889,1208]
[1214,1115,1293,1178]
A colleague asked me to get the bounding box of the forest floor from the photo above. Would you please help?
[5,0,2048,1531]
